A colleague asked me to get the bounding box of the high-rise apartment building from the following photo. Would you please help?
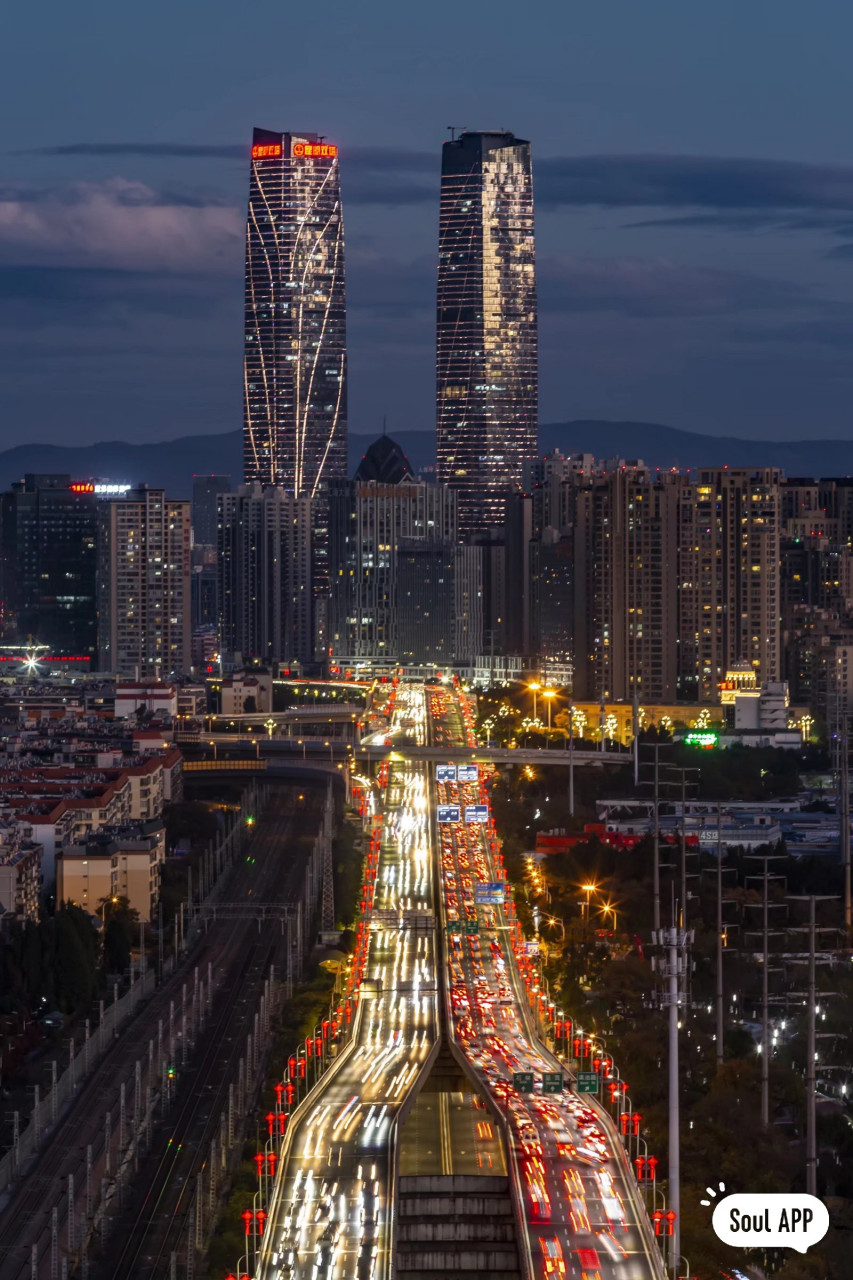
[678,469,781,701]
[217,484,312,669]
[0,474,98,659]
[243,129,347,495]
[552,461,781,705]
[192,475,231,547]
[436,130,537,539]
[97,489,191,677]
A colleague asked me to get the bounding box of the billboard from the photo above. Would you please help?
[437,804,461,824]
[436,764,457,783]
[457,763,479,782]
[464,805,489,824]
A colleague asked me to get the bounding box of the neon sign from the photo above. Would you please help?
[69,483,131,495]
[685,731,719,749]
[292,142,338,159]
[251,143,282,159]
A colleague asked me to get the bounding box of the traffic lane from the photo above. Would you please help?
[441,857,651,1277]
[444,856,658,1274]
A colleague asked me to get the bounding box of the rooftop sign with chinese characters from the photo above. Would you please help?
[293,142,338,159]
[252,143,282,159]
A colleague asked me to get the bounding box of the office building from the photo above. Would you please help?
[97,489,191,678]
[243,129,346,655]
[328,477,456,661]
[192,474,231,546]
[218,484,312,669]
[396,542,456,666]
[436,130,537,538]
[243,129,346,493]
[0,474,98,660]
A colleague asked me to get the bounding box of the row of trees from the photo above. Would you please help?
[491,760,852,1279]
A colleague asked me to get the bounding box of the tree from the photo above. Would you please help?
[104,917,131,976]
[53,909,97,1012]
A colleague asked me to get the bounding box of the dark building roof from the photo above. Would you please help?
[353,435,415,484]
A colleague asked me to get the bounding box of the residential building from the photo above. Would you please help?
[218,484,312,668]
[436,130,537,538]
[192,474,230,546]
[97,489,191,678]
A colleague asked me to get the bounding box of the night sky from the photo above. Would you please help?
[3,0,853,450]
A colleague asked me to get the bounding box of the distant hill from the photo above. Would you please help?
[1,422,851,496]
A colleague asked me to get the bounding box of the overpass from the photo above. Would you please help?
[180,734,629,770]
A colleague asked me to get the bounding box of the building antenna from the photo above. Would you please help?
[448,126,466,141]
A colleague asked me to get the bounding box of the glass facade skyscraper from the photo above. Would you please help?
[243,129,347,497]
[436,130,538,540]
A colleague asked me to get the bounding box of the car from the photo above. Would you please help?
[541,1238,565,1277]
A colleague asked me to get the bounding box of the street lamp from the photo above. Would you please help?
[265,717,276,740]
[542,687,556,732]
[581,883,598,920]
[528,681,541,721]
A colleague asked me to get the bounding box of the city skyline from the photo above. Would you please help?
[5,0,853,450]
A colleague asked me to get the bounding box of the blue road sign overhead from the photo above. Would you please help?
[475,882,504,905]
[464,805,489,824]
[436,765,457,783]
[457,764,479,782]
[437,804,461,824]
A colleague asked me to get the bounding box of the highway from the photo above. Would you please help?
[257,685,438,1280]
[429,686,666,1280]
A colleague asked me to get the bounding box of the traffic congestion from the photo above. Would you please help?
[428,684,664,1280]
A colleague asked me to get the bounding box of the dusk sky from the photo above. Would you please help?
[4,0,853,450]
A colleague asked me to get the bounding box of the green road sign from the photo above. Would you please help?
[542,1072,564,1094]
[446,920,462,934]
[513,1071,534,1093]
[464,919,480,935]
[576,1071,599,1094]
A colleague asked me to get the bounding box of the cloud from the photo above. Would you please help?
[0,179,242,273]
[535,154,853,213]
[23,145,853,222]
[538,256,808,318]
[25,143,247,159]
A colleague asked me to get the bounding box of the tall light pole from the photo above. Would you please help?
[528,681,541,722]
[543,688,556,732]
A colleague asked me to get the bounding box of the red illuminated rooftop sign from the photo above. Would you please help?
[293,142,338,159]
[252,143,282,159]
[69,483,95,493]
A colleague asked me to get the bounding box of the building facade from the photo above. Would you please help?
[328,480,457,661]
[0,473,98,660]
[96,489,191,678]
[218,484,312,669]
[192,474,231,547]
[436,130,537,539]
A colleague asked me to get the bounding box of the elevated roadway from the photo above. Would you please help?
[429,687,666,1280]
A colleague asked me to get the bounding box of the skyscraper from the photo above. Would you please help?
[218,484,313,669]
[0,474,98,660]
[436,130,538,539]
[243,130,347,495]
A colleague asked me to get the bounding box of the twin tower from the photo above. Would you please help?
[243,129,538,541]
